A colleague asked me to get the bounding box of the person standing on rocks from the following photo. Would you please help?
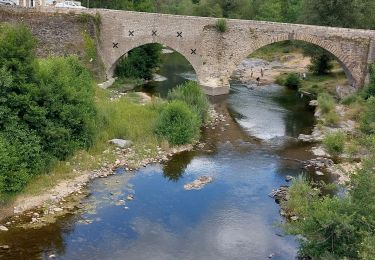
[261,68,264,78]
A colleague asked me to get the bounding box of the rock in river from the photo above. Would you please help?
[184,176,214,190]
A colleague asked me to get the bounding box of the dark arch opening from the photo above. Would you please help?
[112,43,197,98]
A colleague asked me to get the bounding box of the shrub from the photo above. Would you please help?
[154,101,200,145]
[284,73,301,89]
[167,81,209,122]
[323,131,346,155]
[215,18,227,32]
[361,63,375,99]
[0,24,96,193]
[360,96,375,134]
[284,161,375,259]
[82,31,97,62]
[317,93,335,114]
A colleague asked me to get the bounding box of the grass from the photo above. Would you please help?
[216,18,227,32]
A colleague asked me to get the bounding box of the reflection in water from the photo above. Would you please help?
[137,51,196,98]
[162,151,196,182]
[0,54,317,260]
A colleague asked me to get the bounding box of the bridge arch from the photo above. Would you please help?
[107,39,202,84]
[228,34,357,88]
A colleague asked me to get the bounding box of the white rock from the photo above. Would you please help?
[0,225,8,231]
[109,139,133,148]
[53,207,63,212]
[316,171,325,176]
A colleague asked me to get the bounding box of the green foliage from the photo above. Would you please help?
[154,101,200,145]
[167,81,209,123]
[284,73,301,89]
[317,93,335,114]
[115,43,162,80]
[82,31,97,62]
[323,131,346,155]
[0,23,37,83]
[215,18,227,32]
[360,97,375,135]
[308,53,333,75]
[0,25,96,193]
[284,161,375,259]
[361,63,375,100]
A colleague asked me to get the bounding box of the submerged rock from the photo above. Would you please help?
[184,176,214,190]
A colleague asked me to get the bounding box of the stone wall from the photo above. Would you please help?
[0,7,95,60]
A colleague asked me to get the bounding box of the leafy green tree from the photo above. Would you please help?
[115,43,162,80]
[0,24,96,193]
[299,0,359,28]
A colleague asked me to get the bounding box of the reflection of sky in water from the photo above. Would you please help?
[58,145,299,260]
[229,85,291,140]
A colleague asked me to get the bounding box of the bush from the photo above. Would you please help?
[167,81,209,122]
[0,24,96,193]
[323,131,346,155]
[284,73,301,89]
[154,101,200,145]
[360,96,375,134]
[82,31,97,62]
[284,161,375,259]
[361,63,375,100]
[215,18,227,32]
[317,93,335,114]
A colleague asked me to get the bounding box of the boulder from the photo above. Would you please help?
[109,139,133,149]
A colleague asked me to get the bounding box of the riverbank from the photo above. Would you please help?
[0,84,222,228]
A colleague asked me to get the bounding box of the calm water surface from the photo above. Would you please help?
[0,52,319,260]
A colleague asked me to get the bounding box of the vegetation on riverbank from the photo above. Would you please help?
[0,24,96,195]
[0,24,209,205]
[281,64,375,259]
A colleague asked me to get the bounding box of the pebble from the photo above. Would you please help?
[127,194,134,201]
[53,207,63,212]
[0,225,8,231]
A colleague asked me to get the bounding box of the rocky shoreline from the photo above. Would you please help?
[0,105,225,230]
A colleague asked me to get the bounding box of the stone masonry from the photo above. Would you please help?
[3,6,375,95]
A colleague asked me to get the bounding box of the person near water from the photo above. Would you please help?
[250,67,253,78]
[256,77,260,86]
[261,68,264,78]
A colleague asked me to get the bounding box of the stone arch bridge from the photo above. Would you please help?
[48,8,375,95]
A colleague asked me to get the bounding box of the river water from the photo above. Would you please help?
[0,52,318,259]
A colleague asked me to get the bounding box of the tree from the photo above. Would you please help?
[299,0,359,28]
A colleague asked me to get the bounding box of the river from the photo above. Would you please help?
[0,51,320,259]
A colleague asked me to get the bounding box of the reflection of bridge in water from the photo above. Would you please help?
[11,6,375,95]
